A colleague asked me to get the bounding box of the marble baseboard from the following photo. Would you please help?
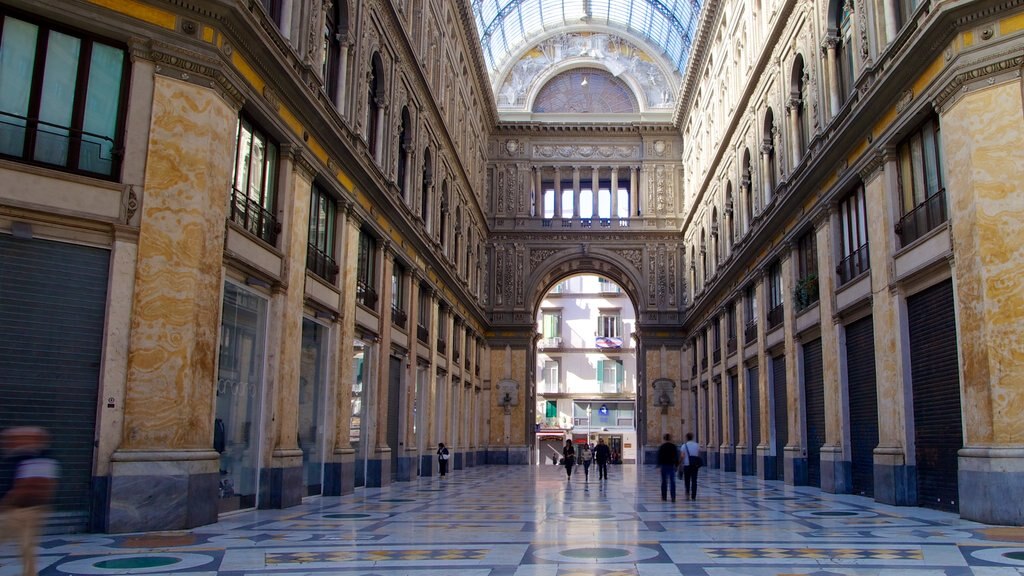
[875,463,916,506]
[820,458,852,494]
[323,461,354,496]
[107,471,217,533]
[260,466,302,509]
[759,453,777,481]
[453,452,464,470]
[959,453,1024,526]
[741,453,756,476]
[787,454,808,486]
[419,454,435,476]
[475,451,486,466]
[485,447,529,464]
[89,475,109,533]
[365,457,392,487]
[723,451,736,472]
[395,456,415,482]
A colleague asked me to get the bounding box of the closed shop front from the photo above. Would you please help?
[746,365,760,476]
[803,339,825,487]
[299,318,330,496]
[845,316,877,497]
[907,280,961,512]
[0,235,109,532]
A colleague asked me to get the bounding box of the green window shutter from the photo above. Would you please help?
[597,359,605,384]
[546,400,557,418]
[616,360,624,385]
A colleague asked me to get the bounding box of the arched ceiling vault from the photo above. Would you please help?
[471,0,703,94]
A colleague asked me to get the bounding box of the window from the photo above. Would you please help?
[397,106,411,201]
[597,312,622,339]
[0,13,127,178]
[366,52,383,160]
[726,302,737,353]
[836,0,855,103]
[421,148,433,229]
[436,303,448,354]
[417,283,430,342]
[230,116,279,245]
[391,261,406,328]
[260,0,283,26]
[744,284,757,341]
[598,359,625,393]
[307,184,338,283]
[323,1,347,108]
[762,108,776,205]
[742,149,754,232]
[837,184,869,285]
[356,228,377,309]
[542,311,562,341]
[597,277,620,293]
[896,116,946,246]
[795,229,818,310]
[766,260,784,329]
[545,399,557,419]
[543,360,561,393]
[712,318,721,363]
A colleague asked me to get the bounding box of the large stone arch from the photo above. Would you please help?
[525,247,648,315]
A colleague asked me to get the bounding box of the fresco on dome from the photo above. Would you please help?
[497,33,677,111]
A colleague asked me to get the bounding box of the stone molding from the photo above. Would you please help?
[131,38,246,110]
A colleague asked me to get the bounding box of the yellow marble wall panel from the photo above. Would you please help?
[942,81,1024,444]
[123,77,236,450]
[87,0,176,29]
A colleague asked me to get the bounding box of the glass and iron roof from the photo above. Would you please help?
[471,0,703,78]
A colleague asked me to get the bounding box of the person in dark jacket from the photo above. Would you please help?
[594,438,611,480]
[437,443,450,478]
[562,439,576,480]
[0,427,59,576]
[656,433,679,502]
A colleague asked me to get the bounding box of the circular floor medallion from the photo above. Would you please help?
[531,544,660,563]
[792,509,878,519]
[969,547,1024,566]
[323,513,373,519]
[57,553,213,574]
[561,547,631,559]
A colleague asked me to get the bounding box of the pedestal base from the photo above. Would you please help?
[106,450,219,533]
[959,448,1024,526]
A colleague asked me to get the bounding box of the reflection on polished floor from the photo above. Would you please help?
[4,464,1024,576]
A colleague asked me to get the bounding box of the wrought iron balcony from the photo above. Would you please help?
[230,187,280,245]
[391,307,407,329]
[356,280,378,309]
[766,304,784,330]
[417,324,429,343]
[837,243,870,287]
[744,321,758,342]
[726,336,737,354]
[306,243,339,283]
[896,190,947,247]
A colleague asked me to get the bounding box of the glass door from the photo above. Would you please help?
[215,282,268,513]
[299,318,329,496]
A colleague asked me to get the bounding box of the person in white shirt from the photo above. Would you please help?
[679,432,702,501]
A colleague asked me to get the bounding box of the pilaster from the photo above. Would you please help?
[366,242,394,487]
[780,245,806,485]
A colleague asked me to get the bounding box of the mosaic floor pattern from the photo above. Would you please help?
[3,465,1024,575]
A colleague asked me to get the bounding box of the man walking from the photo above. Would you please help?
[594,438,611,480]
[0,427,59,576]
[656,433,679,502]
[681,432,702,501]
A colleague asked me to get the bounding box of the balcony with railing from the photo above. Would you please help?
[538,337,563,349]
[306,243,339,284]
[744,321,757,342]
[713,346,721,364]
[837,243,870,287]
[437,338,447,355]
[794,273,819,312]
[0,111,121,178]
[700,357,708,371]
[230,187,280,245]
[416,323,429,343]
[691,362,697,377]
[356,280,378,309]
[391,307,407,329]
[896,190,947,247]
[766,304,784,330]
[453,348,461,363]
[726,336,737,354]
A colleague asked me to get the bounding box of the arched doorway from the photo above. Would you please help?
[533,272,640,467]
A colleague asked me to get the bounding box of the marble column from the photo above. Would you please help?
[882,0,900,46]
[553,166,562,218]
[787,99,803,167]
[822,37,841,118]
[755,272,773,479]
[611,167,620,219]
[334,41,350,112]
[572,166,581,218]
[398,270,421,482]
[814,207,850,493]
[367,244,395,487]
[591,166,599,217]
[325,204,361,496]
[736,294,754,476]
[630,166,640,216]
[263,150,315,509]
[419,288,439,477]
[863,152,914,506]
[720,309,735,471]
[780,246,806,485]
[942,80,1024,526]
[108,77,236,533]
[760,143,773,206]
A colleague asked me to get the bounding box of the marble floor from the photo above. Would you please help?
[4,464,1024,576]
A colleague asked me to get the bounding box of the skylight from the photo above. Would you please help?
[471,0,703,78]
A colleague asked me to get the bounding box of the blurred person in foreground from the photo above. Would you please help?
[0,427,59,576]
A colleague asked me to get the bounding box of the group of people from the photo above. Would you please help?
[656,432,702,502]
[561,437,612,481]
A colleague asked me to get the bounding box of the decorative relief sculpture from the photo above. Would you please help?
[497,32,677,111]
[533,144,637,159]
[529,248,559,271]
[613,249,643,274]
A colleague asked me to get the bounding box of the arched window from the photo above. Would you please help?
[742,148,754,231]
[724,182,735,249]
[367,52,384,161]
[421,148,433,230]
[762,109,776,205]
[454,206,462,266]
[700,228,708,283]
[835,0,855,103]
[711,208,720,271]
[439,181,449,250]
[789,55,808,164]
[690,245,697,299]
[324,0,348,110]
[397,106,412,202]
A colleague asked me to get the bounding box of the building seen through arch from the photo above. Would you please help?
[0,0,1022,534]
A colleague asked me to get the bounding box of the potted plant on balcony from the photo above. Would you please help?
[794,272,819,310]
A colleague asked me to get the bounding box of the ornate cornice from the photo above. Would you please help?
[933,52,1024,110]
[131,38,246,110]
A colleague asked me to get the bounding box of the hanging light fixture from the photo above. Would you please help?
[581,74,589,87]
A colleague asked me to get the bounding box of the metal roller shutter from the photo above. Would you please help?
[907,280,961,513]
[846,316,878,497]
[0,234,109,533]
[803,339,825,487]
[715,380,723,468]
[772,355,787,482]
[729,373,738,454]
[747,365,760,474]
[701,380,709,444]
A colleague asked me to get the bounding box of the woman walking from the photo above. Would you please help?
[437,443,450,478]
[562,439,576,481]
